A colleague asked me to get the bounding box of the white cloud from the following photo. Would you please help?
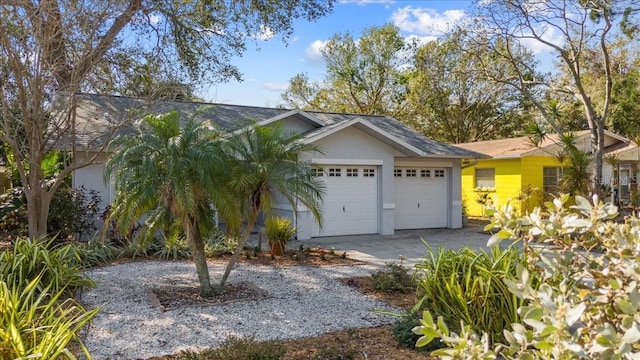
[262,82,289,91]
[148,13,162,25]
[254,25,275,41]
[305,40,328,65]
[391,6,466,36]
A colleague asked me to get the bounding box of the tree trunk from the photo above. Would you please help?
[26,179,53,238]
[184,217,214,298]
[219,210,260,290]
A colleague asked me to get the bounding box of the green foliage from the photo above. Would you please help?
[281,24,413,120]
[370,262,416,294]
[392,312,443,352]
[74,238,121,267]
[414,195,640,358]
[0,185,101,241]
[48,185,102,240]
[204,231,237,258]
[0,237,94,294]
[176,337,285,360]
[414,244,527,344]
[0,277,99,360]
[154,231,191,260]
[264,216,295,246]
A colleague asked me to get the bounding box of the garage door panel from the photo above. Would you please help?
[312,166,378,237]
[395,167,447,229]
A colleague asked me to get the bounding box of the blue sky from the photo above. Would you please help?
[199,0,474,107]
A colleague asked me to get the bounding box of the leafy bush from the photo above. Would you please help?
[205,230,238,257]
[154,232,191,260]
[264,216,295,246]
[414,244,527,343]
[48,185,102,240]
[0,236,93,294]
[371,262,416,294]
[0,185,101,241]
[176,337,285,360]
[392,311,443,352]
[413,195,640,358]
[74,238,121,267]
[0,277,98,360]
[0,187,28,238]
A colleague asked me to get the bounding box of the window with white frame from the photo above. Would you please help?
[394,168,402,177]
[435,169,445,178]
[363,168,375,177]
[312,167,324,177]
[346,168,358,177]
[406,169,417,177]
[475,168,495,188]
[543,167,563,192]
[421,169,431,178]
[328,168,341,177]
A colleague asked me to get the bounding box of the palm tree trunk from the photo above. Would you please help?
[184,217,214,298]
[219,210,260,290]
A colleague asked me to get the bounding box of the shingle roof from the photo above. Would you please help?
[63,93,483,159]
[456,130,634,159]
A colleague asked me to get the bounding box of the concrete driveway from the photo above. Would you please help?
[292,224,493,268]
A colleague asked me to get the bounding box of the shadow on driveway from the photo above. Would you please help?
[291,224,493,269]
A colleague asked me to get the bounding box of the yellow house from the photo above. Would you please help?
[456,131,639,217]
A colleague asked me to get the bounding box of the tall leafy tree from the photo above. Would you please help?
[281,24,414,120]
[0,0,334,237]
[471,0,640,193]
[104,111,227,297]
[218,124,324,289]
[407,30,530,143]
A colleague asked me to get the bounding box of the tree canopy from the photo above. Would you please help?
[0,0,334,237]
[281,24,414,119]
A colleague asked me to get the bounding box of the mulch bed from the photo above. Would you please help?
[150,282,268,311]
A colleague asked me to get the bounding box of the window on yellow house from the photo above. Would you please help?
[543,167,563,192]
[475,168,495,188]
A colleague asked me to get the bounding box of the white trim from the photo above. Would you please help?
[383,203,395,209]
[303,118,424,157]
[394,160,453,167]
[259,109,326,128]
[311,158,383,166]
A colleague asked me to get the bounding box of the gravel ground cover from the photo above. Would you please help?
[80,260,400,360]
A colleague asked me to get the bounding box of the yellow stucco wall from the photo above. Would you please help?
[462,156,563,217]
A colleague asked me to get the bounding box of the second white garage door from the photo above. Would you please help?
[394,167,448,229]
[312,166,378,237]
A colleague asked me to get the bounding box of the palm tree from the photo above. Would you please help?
[218,124,325,288]
[105,111,227,297]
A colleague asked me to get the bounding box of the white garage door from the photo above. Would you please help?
[312,166,378,237]
[394,167,447,229]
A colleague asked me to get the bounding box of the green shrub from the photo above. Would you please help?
[0,185,101,241]
[0,236,93,294]
[370,262,416,294]
[264,216,295,247]
[0,277,99,359]
[413,195,640,358]
[204,230,238,257]
[176,336,285,360]
[74,238,121,267]
[392,311,444,352]
[414,244,527,343]
[48,185,102,240]
[154,232,191,260]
